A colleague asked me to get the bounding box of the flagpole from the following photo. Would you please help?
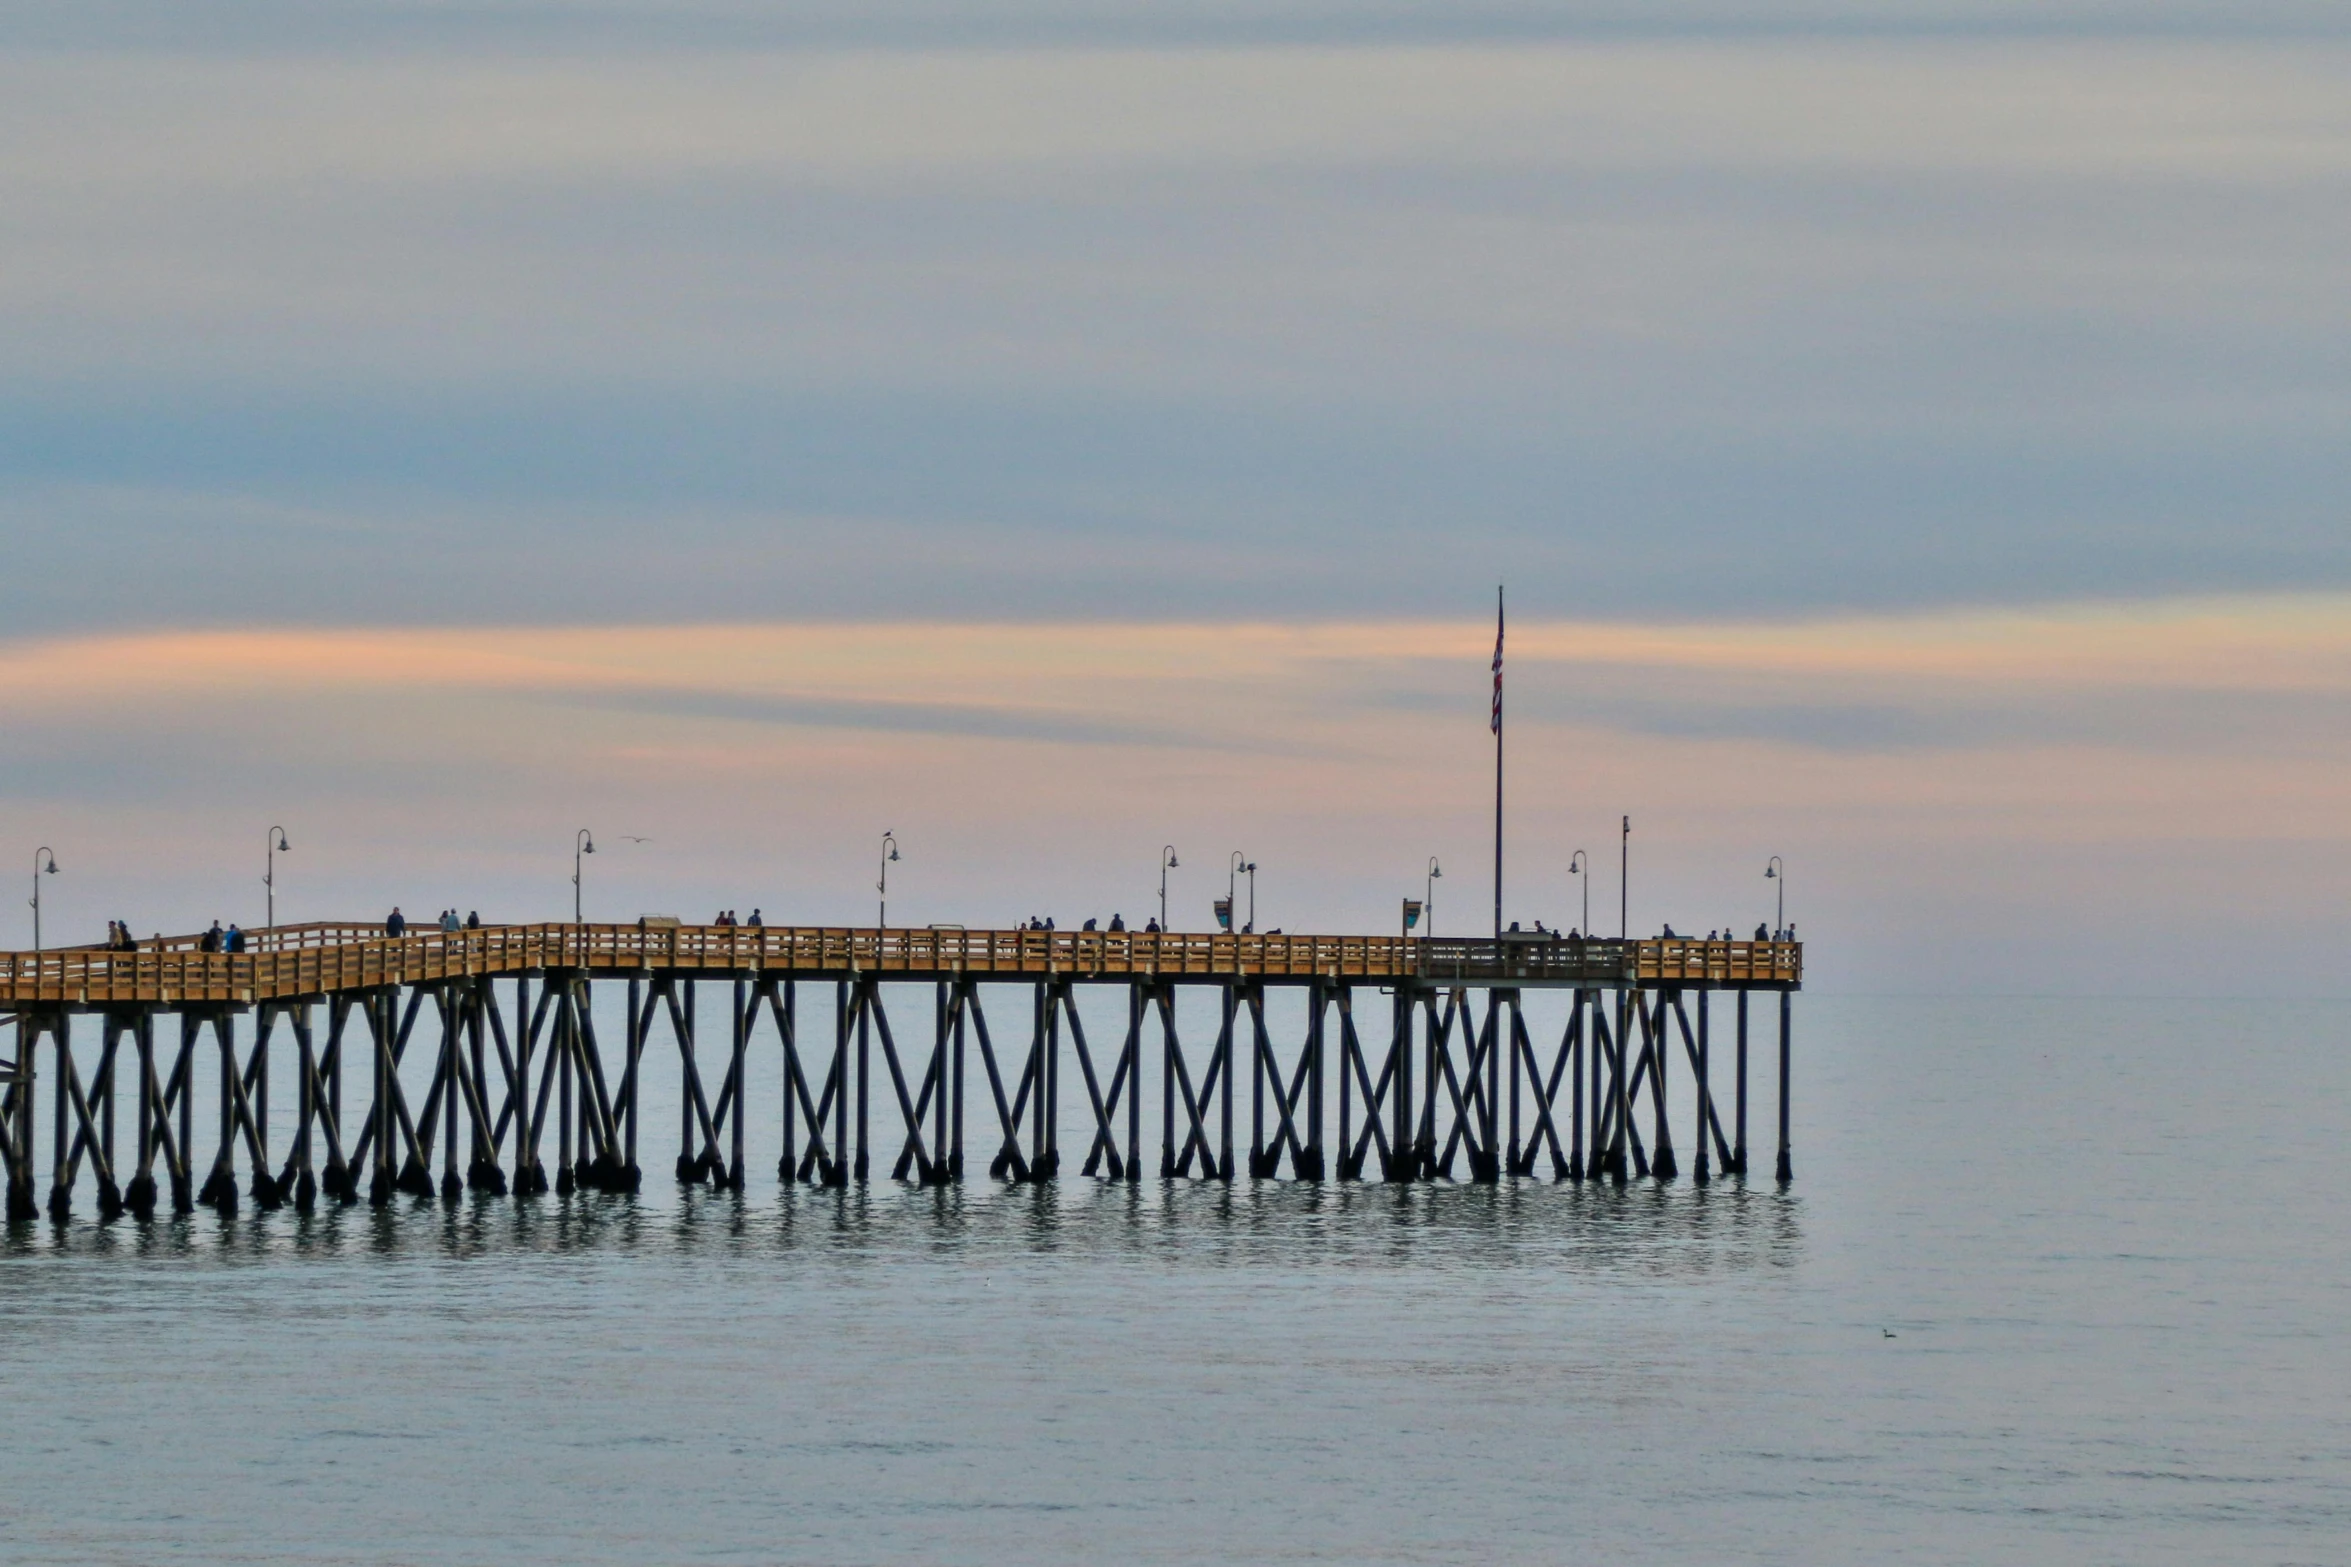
[1493,584,1504,942]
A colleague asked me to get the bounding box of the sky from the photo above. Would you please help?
[2,2,2346,993]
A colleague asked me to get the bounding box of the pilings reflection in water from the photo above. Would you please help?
[0,1178,1808,1283]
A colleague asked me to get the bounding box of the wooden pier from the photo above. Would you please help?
[0,921,1801,1223]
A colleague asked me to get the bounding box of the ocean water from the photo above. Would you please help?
[0,994,2344,1565]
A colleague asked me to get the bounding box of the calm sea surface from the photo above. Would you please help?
[0,994,2344,1564]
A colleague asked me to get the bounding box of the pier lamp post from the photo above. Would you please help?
[878,831,900,928]
[1159,846,1178,931]
[29,847,57,952]
[1568,849,1589,936]
[1425,857,1442,938]
[1243,858,1260,933]
[265,826,291,939]
[1619,815,1630,940]
[1765,856,1784,936]
[1225,851,1246,932]
[573,829,595,925]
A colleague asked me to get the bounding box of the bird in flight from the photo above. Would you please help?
[618,836,653,843]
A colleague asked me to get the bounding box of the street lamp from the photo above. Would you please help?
[1243,858,1260,932]
[878,831,900,927]
[1567,849,1589,936]
[1765,856,1785,937]
[265,826,291,938]
[1425,857,1442,937]
[29,847,57,952]
[573,829,595,925]
[1159,845,1178,931]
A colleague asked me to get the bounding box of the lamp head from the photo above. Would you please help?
[583,839,595,855]
[40,854,57,874]
[1764,864,1777,878]
[1166,848,1178,868]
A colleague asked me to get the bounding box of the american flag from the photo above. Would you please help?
[1490,591,1504,735]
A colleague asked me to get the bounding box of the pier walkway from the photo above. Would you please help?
[0,921,1801,1225]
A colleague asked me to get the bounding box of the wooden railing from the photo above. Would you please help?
[0,922,1801,1007]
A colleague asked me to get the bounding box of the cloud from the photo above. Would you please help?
[3,41,2348,631]
[558,685,1224,750]
[7,595,2348,758]
[8,0,2351,54]
[0,600,2344,989]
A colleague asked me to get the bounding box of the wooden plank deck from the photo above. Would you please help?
[0,921,1801,1008]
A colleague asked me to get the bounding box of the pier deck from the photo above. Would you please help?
[0,922,1798,1008]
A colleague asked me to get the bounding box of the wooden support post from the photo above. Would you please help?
[1693,992,1711,1185]
[1159,984,1176,1179]
[1338,986,1356,1178]
[625,974,646,1189]
[676,978,698,1184]
[1417,992,1443,1181]
[1249,984,1266,1178]
[198,1012,238,1214]
[1028,981,1048,1179]
[954,979,969,1182]
[729,975,748,1190]
[371,992,395,1206]
[463,987,488,1192]
[1123,983,1139,1183]
[7,1007,34,1221]
[1304,982,1327,1181]
[128,1011,160,1219]
[1038,979,1059,1180]
[1735,990,1750,1178]
[256,1008,271,1196]
[1589,989,1606,1180]
[1610,988,1631,1185]
[1469,990,1499,1183]
[290,1003,318,1208]
[1776,991,1793,1183]
[555,984,575,1195]
[515,974,543,1194]
[95,1014,121,1219]
[1506,990,1522,1176]
[323,996,350,1201]
[830,979,850,1188]
[46,1015,73,1221]
[440,990,462,1202]
[1649,991,1677,1181]
[176,1010,197,1212]
[935,982,951,1184]
[1568,990,1586,1180]
[855,977,871,1182]
[328,998,346,1176]
[1391,987,1412,1182]
[1218,983,1236,1183]
[785,972,804,1184]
